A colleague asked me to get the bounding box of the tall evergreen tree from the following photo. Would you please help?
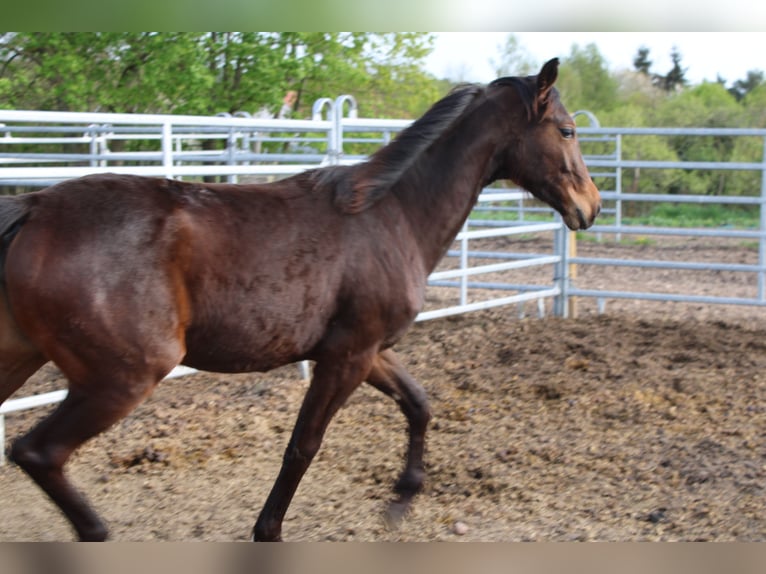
[658,46,687,92]
[727,69,765,101]
[633,46,652,75]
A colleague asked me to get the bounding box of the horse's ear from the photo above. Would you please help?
[536,58,559,111]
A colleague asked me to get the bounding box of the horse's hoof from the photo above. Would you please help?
[383,499,410,531]
[251,528,282,542]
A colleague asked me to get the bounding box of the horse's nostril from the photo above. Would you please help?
[576,208,587,229]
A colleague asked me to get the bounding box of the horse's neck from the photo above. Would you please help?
[398,108,503,273]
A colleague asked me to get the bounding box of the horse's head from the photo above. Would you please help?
[489,58,601,230]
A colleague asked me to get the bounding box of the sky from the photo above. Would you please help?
[425,32,766,85]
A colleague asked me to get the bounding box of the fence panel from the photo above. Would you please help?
[4,107,766,454]
[572,125,766,310]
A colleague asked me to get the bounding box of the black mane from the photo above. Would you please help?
[330,83,485,213]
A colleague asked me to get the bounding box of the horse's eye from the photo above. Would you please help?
[560,127,575,139]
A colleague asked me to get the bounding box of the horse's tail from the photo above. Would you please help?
[0,195,31,284]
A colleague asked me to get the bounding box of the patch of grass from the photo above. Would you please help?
[576,232,656,247]
[625,203,760,229]
[468,207,553,223]
[631,236,655,246]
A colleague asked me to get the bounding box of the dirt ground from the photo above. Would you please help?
[0,234,764,542]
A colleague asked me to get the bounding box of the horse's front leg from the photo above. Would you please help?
[365,348,432,528]
[252,349,376,542]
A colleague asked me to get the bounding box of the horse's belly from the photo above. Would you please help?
[180,312,323,374]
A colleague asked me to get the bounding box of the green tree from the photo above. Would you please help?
[0,33,215,113]
[556,43,619,113]
[0,32,438,119]
[742,83,766,127]
[654,82,744,194]
[659,81,743,128]
[492,34,537,78]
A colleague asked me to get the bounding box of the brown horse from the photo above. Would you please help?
[0,58,599,541]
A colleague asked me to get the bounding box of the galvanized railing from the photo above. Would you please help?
[3,104,766,457]
[0,110,333,186]
[3,108,765,320]
[573,125,766,310]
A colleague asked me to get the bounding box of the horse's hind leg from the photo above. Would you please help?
[252,349,376,541]
[0,295,47,405]
[365,349,431,528]
[9,376,161,541]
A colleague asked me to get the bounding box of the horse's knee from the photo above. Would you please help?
[10,436,108,541]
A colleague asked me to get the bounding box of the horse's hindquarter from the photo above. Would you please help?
[2,176,341,377]
[4,177,204,382]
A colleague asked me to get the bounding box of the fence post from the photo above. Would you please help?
[333,95,357,163]
[311,98,336,165]
[759,136,766,302]
[459,220,469,306]
[226,128,238,184]
[568,231,578,318]
[552,217,570,317]
[88,124,99,168]
[161,121,174,179]
[615,133,623,242]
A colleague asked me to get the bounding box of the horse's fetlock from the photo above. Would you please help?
[395,468,425,496]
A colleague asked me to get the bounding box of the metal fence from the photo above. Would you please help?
[463,115,766,313]
[0,104,766,318]
[573,121,766,310]
[2,100,766,457]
